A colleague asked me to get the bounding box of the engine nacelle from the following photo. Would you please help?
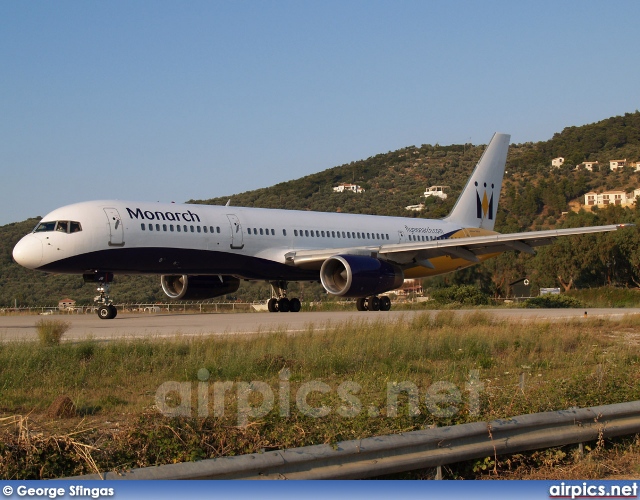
[160,275,240,300]
[320,255,404,297]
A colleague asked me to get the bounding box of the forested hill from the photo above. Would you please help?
[190,111,640,230]
[2,112,640,305]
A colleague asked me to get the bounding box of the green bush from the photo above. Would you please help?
[430,285,489,306]
[35,319,70,345]
[523,294,585,309]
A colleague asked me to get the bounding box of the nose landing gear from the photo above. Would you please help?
[84,272,117,320]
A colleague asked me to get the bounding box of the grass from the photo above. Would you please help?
[34,318,70,345]
[1,311,640,478]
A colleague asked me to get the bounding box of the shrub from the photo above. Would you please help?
[35,319,70,345]
[523,294,585,309]
[430,285,489,306]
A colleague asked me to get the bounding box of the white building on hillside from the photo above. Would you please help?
[610,159,627,171]
[333,183,365,193]
[551,157,565,168]
[584,188,640,207]
[424,185,449,200]
[577,161,599,171]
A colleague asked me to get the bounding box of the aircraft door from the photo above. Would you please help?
[397,230,405,243]
[227,214,244,249]
[104,208,125,246]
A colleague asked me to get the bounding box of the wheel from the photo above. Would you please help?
[379,296,391,311]
[289,297,301,312]
[97,305,112,320]
[277,297,290,312]
[268,298,278,312]
[109,304,118,319]
[367,296,380,311]
[356,298,367,311]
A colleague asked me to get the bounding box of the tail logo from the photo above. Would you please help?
[475,182,494,220]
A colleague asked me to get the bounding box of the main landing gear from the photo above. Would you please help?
[267,281,301,313]
[356,295,392,312]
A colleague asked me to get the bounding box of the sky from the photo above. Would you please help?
[1,1,639,226]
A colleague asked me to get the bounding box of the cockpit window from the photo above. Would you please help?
[33,220,82,234]
[34,221,56,233]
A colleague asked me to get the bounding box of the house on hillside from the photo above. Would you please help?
[424,185,449,200]
[584,188,640,208]
[405,204,425,211]
[576,161,599,171]
[551,157,565,168]
[610,159,627,171]
[333,183,365,193]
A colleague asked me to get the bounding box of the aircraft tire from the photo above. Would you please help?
[268,298,278,312]
[289,297,301,312]
[278,297,290,312]
[356,298,367,311]
[97,305,112,320]
[379,296,391,311]
[367,296,380,311]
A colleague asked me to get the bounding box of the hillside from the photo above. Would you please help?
[2,112,640,306]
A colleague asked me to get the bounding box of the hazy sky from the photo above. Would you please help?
[1,1,639,226]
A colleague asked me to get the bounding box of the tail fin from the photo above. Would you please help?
[444,132,510,231]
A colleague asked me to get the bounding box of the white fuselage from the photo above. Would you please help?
[13,200,465,280]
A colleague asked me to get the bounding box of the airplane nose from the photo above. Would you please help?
[13,235,43,269]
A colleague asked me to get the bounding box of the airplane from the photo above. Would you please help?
[12,133,630,319]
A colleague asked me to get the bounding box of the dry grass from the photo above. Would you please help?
[1,311,639,478]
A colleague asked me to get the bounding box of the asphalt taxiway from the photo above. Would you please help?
[1,308,639,342]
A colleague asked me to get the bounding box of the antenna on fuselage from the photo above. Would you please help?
[225,199,231,206]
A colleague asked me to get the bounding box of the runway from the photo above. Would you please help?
[1,308,639,342]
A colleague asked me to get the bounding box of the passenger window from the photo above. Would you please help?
[183,225,188,232]
[210,226,214,233]
[310,230,314,237]
[149,224,153,232]
[156,224,160,231]
[163,224,167,231]
[177,225,181,232]
[283,229,287,236]
[190,226,194,232]
[170,225,174,232]
[294,229,298,236]
[197,226,201,233]
[271,229,275,235]
[217,227,221,233]
[247,228,251,234]
[141,223,146,231]
[342,231,346,238]
[260,228,263,235]
[321,231,325,237]
[337,232,341,238]
[305,230,309,237]
[203,226,208,233]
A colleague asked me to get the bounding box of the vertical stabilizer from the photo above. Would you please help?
[444,133,510,230]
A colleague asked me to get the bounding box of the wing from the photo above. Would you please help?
[286,224,633,270]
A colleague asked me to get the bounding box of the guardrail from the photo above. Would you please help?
[67,400,640,480]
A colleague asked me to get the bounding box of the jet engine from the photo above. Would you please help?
[161,275,240,300]
[320,255,404,297]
